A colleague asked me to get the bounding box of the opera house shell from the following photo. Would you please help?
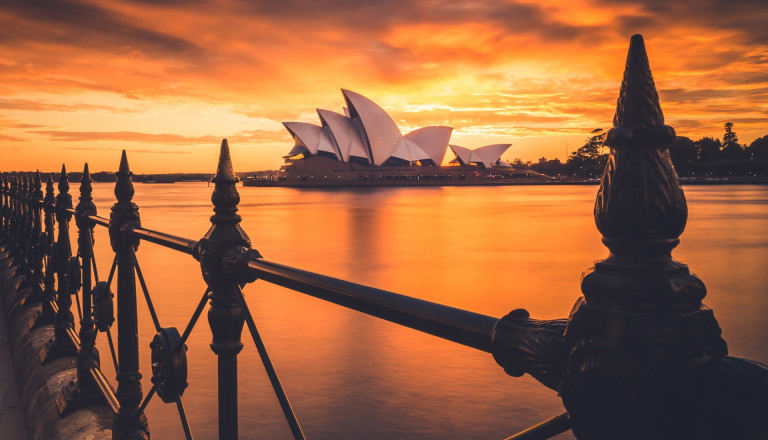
[247,89,553,186]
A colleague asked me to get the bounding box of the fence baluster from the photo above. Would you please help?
[109,151,149,440]
[39,174,57,326]
[195,140,250,440]
[28,172,45,306]
[41,165,78,363]
[75,163,100,396]
[1,176,7,236]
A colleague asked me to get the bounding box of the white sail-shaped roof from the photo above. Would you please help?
[388,137,431,163]
[342,89,403,166]
[472,144,511,168]
[404,126,452,164]
[449,144,511,168]
[316,109,370,163]
[449,145,473,165]
[284,144,309,158]
[283,122,341,160]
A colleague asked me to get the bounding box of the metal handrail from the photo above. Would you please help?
[246,257,498,352]
[99,224,499,352]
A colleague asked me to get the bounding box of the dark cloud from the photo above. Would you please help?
[606,0,768,45]
[0,99,139,114]
[0,0,202,57]
[236,0,604,43]
[33,130,221,144]
[660,87,768,104]
[62,146,191,154]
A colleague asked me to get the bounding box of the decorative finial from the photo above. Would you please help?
[59,164,70,195]
[79,163,95,209]
[119,150,130,174]
[33,171,43,204]
[45,174,55,206]
[594,34,686,258]
[115,150,135,204]
[611,34,666,130]
[215,139,238,182]
[210,139,241,225]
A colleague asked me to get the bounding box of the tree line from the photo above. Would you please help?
[514,123,768,179]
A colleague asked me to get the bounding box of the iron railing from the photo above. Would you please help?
[1,34,766,440]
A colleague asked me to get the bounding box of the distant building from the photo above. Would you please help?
[281,89,511,168]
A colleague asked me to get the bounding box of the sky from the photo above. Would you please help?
[1,0,766,173]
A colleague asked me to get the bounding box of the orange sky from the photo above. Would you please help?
[1,0,766,173]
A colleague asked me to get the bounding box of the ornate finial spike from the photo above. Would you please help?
[209,139,242,226]
[215,139,237,183]
[45,174,55,204]
[114,151,135,203]
[606,34,675,150]
[118,150,130,174]
[58,163,70,194]
[81,163,93,198]
[33,171,43,200]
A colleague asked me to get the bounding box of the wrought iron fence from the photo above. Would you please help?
[1,34,766,440]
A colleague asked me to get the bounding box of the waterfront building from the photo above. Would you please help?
[246,90,551,186]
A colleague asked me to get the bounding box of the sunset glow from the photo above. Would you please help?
[1,0,766,172]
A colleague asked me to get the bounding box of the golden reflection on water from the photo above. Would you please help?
[83,183,767,439]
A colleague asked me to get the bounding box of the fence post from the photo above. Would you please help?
[28,172,45,305]
[194,140,250,440]
[20,175,31,273]
[41,165,78,362]
[36,174,58,327]
[558,34,768,438]
[12,176,21,246]
[109,151,148,440]
[75,163,99,392]
[1,175,7,237]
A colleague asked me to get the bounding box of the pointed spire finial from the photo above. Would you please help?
[44,173,55,208]
[80,163,93,202]
[115,150,135,203]
[58,164,70,195]
[214,139,238,183]
[587,34,694,308]
[33,170,43,202]
[605,34,675,148]
[210,139,242,226]
[77,162,97,232]
[118,150,130,175]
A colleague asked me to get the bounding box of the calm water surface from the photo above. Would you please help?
[83,183,768,439]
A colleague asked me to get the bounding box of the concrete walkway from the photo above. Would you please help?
[0,305,28,439]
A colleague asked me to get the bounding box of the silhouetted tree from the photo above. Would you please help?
[696,137,721,162]
[721,122,746,159]
[748,135,768,159]
[668,136,697,176]
[566,129,607,177]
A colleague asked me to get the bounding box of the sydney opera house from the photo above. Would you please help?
[245,89,551,187]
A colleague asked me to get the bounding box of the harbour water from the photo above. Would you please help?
[82,183,768,439]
